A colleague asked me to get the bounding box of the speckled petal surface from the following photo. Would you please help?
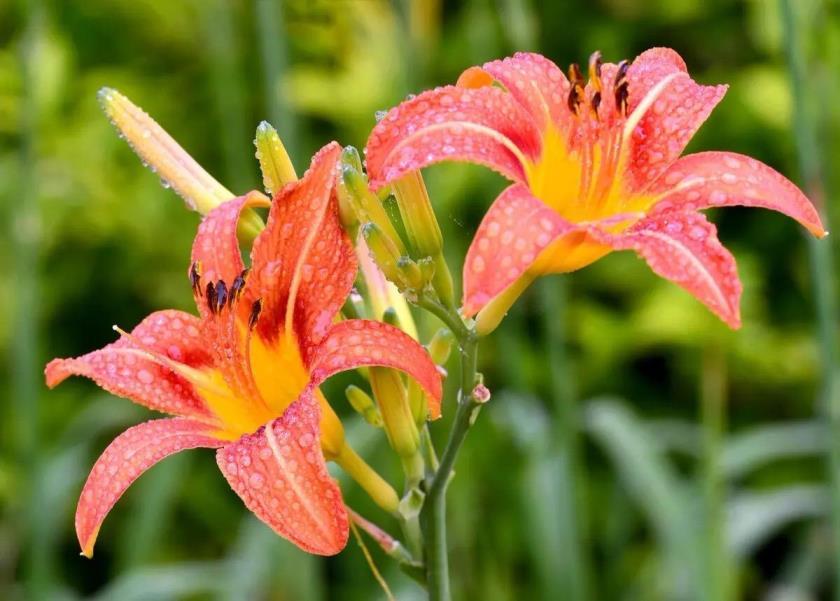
[462,184,575,316]
[592,210,742,328]
[649,151,826,237]
[216,392,348,555]
[365,85,540,189]
[309,319,443,419]
[249,142,355,346]
[461,52,571,131]
[76,418,222,557]
[191,195,264,317]
[623,47,727,192]
[45,310,214,419]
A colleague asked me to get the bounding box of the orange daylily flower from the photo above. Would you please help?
[365,48,825,331]
[45,143,442,557]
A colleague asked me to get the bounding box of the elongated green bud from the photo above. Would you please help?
[362,223,423,291]
[346,385,383,427]
[254,121,297,195]
[370,367,420,458]
[338,147,406,252]
[391,172,455,307]
[392,171,442,257]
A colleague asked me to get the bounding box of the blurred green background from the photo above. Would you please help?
[3,0,840,599]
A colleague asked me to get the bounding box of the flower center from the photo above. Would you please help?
[526,54,653,228]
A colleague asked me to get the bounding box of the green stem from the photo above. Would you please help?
[422,313,479,601]
[780,4,840,600]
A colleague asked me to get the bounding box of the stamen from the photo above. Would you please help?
[248,298,263,330]
[588,51,603,119]
[614,60,630,117]
[567,63,585,116]
[215,280,228,313]
[190,261,202,296]
[206,281,217,314]
[228,268,249,307]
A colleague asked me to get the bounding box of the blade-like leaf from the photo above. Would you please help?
[722,421,827,480]
[586,398,701,599]
[727,486,827,558]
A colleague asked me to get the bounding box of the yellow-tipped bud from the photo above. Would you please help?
[346,385,383,427]
[370,367,420,458]
[254,121,297,195]
[98,87,263,239]
[362,223,423,291]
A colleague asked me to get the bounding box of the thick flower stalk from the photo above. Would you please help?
[365,48,826,333]
[45,143,442,557]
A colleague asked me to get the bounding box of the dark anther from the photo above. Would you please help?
[206,281,217,314]
[190,261,202,297]
[591,92,602,119]
[248,298,263,330]
[567,63,585,115]
[229,268,249,308]
[215,280,228,313]
[614,59,630,117]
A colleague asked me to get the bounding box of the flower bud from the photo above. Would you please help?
[391,172,455,307]
[427,327,455,366]
[391,171,442,258]
[370,367,420,458]
[356,238,419,339]
[254,121,297,195]
[338,147,406,253]
[346,385,383,427]
[98,87,264,240]
[362,223,423,291]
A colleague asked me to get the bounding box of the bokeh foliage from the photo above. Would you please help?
[2,0,840,599]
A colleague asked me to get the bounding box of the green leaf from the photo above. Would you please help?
[586,398,701,599]
[722,421,827,480]
[728,486,827,558]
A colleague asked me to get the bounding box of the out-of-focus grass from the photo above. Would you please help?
[2,0,840,599]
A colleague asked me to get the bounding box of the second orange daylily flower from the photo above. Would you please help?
[45,143,442,557]
[365,48,825,331]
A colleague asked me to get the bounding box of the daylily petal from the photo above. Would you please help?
[365,85,540,189]
[460,52,571,132]
[191,193,269,317]
[216,391,348,555]
[309,320,444,419]
[249,142,355,345]
[624,47,727,192]
[462,183,575,316]
[592,210,742,328]
[650,151,826,237]
[76,418,222,557]
[191,195,269,402]
[45,310,214,420]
